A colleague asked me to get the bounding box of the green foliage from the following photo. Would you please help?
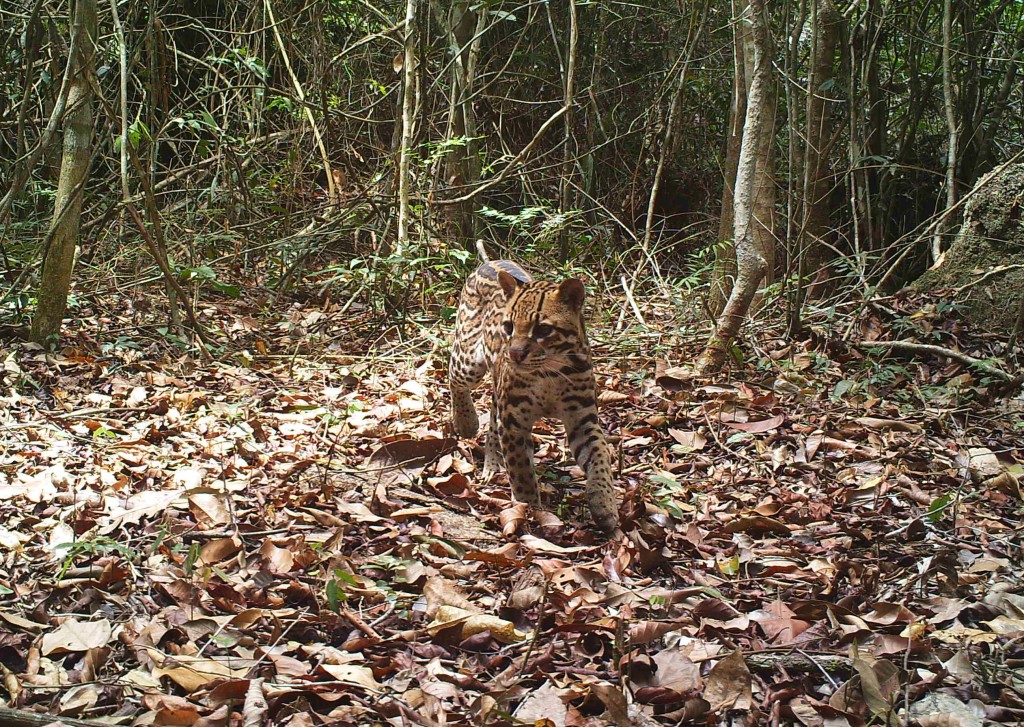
[179,265,240,298]
[55,536,138,579]
[480,205,583,255]
[927,494,953,523]
[325,568,360,612]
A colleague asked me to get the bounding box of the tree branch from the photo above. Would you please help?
[856,339,1019,384]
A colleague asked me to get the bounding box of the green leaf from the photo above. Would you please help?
[210,280,240,298]
[833,379,855,400]
[325,578,342,612]
[200,109,218,130]
[717,555,740,576]
[927,494,952,522]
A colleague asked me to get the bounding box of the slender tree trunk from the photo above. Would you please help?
[31,0,97,344]
[790,0,839,331]
[933,0,957,263]
[265,0,335,205]
[709,0,749,316]
[0,0,73,228]
[557,0,579,261]
[711,0,776,316]
[396,0,418,256]
[109,0,129,202]
[697,0,771,374]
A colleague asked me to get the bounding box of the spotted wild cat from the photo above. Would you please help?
[449,259,619,533]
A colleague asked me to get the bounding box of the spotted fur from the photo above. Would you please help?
[449,260,619,533]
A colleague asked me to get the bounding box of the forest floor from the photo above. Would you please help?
[0,283,1023,727]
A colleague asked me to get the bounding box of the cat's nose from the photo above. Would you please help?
[509,347,527,363]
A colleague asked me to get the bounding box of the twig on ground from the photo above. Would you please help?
[856,339,1019,385]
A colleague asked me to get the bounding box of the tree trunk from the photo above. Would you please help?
[711,0,776,317]
[933,0,958,263]
[697,0,771,374]
[432,0,486,250]
[790,0,839,329]
[557,0,579,261]
[709,0,749,316]
[31,0,97,344]
[396,0,418,256]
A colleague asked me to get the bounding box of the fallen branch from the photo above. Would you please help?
[857,339,1019,384]
[744,652,852,674]
[0,705,113,727]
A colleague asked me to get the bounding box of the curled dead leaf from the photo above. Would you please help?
[983,471,1021,499]
[426,605,526,643]
[654,359,693,392]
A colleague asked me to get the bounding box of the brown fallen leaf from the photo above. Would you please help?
[426,605,526,643]
[367,437,457,471]
[703,649,752,712]
[851,650,901,716]
[317,663,383,692]
[720,515,792,536]
[519,534,587,553]
[189,491,233,528]
[668,428,707,452]
[41,618,113,656]
[199,536,242,565]
[424,575,477,617]
[58,683,100,715]
[154,655,254,692]
[259,540,295,573]
[514,682,569,727]
[654,360,693,392]
[722,413,784,433]
[855,416,923,433]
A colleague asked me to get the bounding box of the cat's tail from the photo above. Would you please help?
[475,239,490,263]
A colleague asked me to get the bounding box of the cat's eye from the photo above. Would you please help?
[533,323,554,338]
[501,320,514,336]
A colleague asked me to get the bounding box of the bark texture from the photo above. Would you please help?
[710,0,776,317]
[697,0,771,373]
[798,0,840,290]
[396,0,418,255]
[916,163,1024,336]
[31,0,97,344]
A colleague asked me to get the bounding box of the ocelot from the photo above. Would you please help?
[449,259,620,533]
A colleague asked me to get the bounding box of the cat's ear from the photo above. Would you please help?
[498,271,523,299]
[558,278,585,310]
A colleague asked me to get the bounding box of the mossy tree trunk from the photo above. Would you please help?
[916,162,1024,337]
[31,0,97,345]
